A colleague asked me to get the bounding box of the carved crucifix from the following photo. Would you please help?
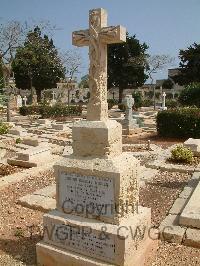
[72,8,126,121]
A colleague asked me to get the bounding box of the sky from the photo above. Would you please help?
[1,0,200,82]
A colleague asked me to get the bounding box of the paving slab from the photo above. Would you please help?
[18,184,56,212]
[179,180,200,229]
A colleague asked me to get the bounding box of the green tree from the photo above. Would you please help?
[12,27,65,102]
[175,43,200,85]
[108,34,148,102]
[162,79,173,90]
[179,82,200,107]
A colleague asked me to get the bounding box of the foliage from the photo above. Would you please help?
[166,93,173,99]
[175,43,200,85]
[170,145,193,164]
[107,99,118,110]
[12,27,65,101]
[162,79,173,90]
[0,122,10,135]
[165,99,178,109]
[132,91,142,109]
[155,92,161,99]
[179,83,200,107]
[19,104,82,118]
[108,33,149,102]
[146,91,154,99]
[157,107,200,138]
[141,99,153,107]
[118,103,126,111]
[16,138,21,144]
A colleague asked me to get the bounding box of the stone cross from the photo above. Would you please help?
[162,92,166,109]
[23,96,27,106]
[123,94,134,121]
[72,8,126,121]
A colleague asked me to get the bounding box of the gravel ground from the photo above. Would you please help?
[140,171,200,265]
[0,168,199,265]
[123,132,185,149]
[140,171,191,227]
[0,163,23,178]
[152,242,200,265]
[0,169,55,266]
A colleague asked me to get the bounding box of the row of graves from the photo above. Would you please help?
[0,8,199,266]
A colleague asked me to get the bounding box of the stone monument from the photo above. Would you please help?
[16,95,22,108]
[37,8,154,266]
[121,94,139,135]
[161,92,167,110]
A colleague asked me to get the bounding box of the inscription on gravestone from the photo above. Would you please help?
[48,224,115,263]
[59,173,115,218]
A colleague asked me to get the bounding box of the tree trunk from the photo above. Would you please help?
[118,87,124,103]
[36,89,42,103]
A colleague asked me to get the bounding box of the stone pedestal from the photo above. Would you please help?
[36,125,154,265]
[72,120,122,158]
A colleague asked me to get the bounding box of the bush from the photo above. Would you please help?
[179,83,200,107]
[170,145,193,164]
[165,99,178,109]
[157,107,200,138]
[107,99,118,109]
[0,122,10,135]
[141,99,153,107]
[118,103,125,111]
[132,91,142,109]
[19,104,82,118]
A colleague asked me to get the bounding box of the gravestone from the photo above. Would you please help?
[51,91,56,105]
[32,92,37,105]
[16,95,22,108]
[121,94,140,134]
[161,92,167,110]
[23,96,28,106]
[37,8,154,266]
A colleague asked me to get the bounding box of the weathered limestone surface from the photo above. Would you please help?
[184,138,200,157]
[159,214,186,244]
[54,153,139,225]
[41,208,151,266]
[8,146,52,168]
[179,180,200,229]
[183,228,200,248]
[72,8,126,121]
[8,126,27,136]
[72,120,122,158]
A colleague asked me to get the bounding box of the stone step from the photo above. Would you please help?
[15,143,30,150]
[179,176,200,229]
[17,146,51,161]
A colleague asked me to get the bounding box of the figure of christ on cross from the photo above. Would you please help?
[72,8,126,121]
